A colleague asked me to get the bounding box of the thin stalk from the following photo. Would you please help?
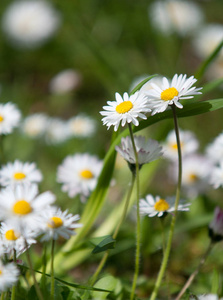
[26,245,44,300]
[40,244,47,295]
[50,239,55,300]
[1,293,4,300]
[82,173,135,300]
[128,124,140,300]
[175,242,214,300]
[11,250,17,300]
[150,105,182,300]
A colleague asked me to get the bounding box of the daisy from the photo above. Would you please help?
[0,160,43,187]
[100,91,151,131]
[45,117,70,145]
[209,207,223,242]
[144,74,202,115]
[206,132,223,164]
[0,261,19,292]
[209,160,223,189]
[0,184,55,232]
[149,0,204,36]
[197,295,223,300]
[163,129,199,161]
[21,113,49,139]
[67,114,96,138]
[57,153,103,200]
[0,102,21,135]
[2,0,60,49]
[0,221,36,258]
[115,135,163,169]
[139,194,190,218]
[49,69,82,94]
[38,207,82,241]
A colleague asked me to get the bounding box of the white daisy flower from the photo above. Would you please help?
[163,129,199,161]
[0,160,43,187]
[149,0,204,36]
[209,160,223,189]
[115,135,163,168]
[21,113,49,139]
[0,222,36,258]
[206,132,223,164]
[100,91,151,131]
[57,153,103,200]
[0,102,21,135]
[38,207,82,241]
[197,294,223,300]
[45,117,70,145]
[209,207,223,242]
[139,194,190,218]
[0,184,55,232]
[2,0,61,49]
[170,154,212,198]
[0,261,19,292]
[144,74,202,115]
[49,69,82,95]
[193,24,223,60]
[67,114,96,138]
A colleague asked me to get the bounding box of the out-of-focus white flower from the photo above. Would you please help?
[21,113,49,139]
[0,261,19,292]
[0,160,42,187]
[0,102,21,135]
[206,132,223,164]
[196,296,223,300]
[115,135,163,170]
[0,222,36,258]
[45,118,70,145]
[144,74,202,115]
[209,160,223,189]
[100,92,151,131]
[49,69,82,94]
[193,24,223,59]
[0,184,55,232]
[38,207,82,241]
[209,207,223,242]
[2,0,61,48]
[170,154,211,198]
[67,114,96,138]
[139,194,190,218]
[149,0,204,36]
[163,129,199,161]
[57,153,103,200]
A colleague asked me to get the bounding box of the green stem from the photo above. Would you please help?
[150,105,182,300]
[40,244,47,295]
[128,124,140,300]
[26,246,44,300]
[175,242,214,300]
[50,239,55,300]
[11,250,17,300]
[1,292,4,300]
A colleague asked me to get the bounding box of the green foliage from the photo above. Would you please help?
[90,235,116,254]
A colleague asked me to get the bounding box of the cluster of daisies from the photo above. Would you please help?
[0,159,82,292]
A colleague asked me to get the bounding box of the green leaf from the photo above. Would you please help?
[211,269,220,294]
[129,74,158,95]
[91,235,116,254]
[92,276,119,300]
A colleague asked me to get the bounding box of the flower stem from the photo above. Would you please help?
[175,241,214,300]
[40,244,47,296]
[50,239,55,300]
[11,250,17,300]
[150,105,182,300]
[128,124,140,300]
[26,245,44,300]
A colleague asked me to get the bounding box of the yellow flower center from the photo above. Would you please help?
[171,142,183,150]
[79,169,94,179]
[189,173,198,182]
[154,199,170,212]
[13,172,26,180]
[48,216,63,228]
[0,115,4,122]
[13,200,32,215]
[116,101,133,114]
[0,270,2,275]
[161,87,179,101]
[5,229,19,241]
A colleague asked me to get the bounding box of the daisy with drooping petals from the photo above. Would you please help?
[100,91,151,131]
[0,261,19,292]
[139,194,190,218]
[0,102,21,135]
[0,160,43,187]
[115,135,163,169]
[144,74,202,115]
[57,153,103,200]
[0,184,55,231]
[38,207,82,241]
